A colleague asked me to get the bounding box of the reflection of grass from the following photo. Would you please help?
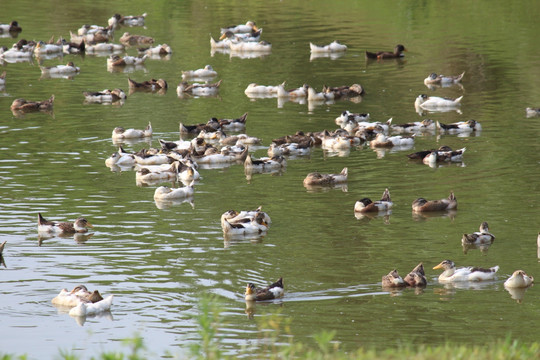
[2,297,540,359]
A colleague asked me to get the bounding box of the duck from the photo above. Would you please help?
[109,13,147,27]
[70,29,112,44]
[128,78,168,91]
[52,285,113,317]
[244,82,285,96]
[526,107,540,117]
[112,122,152,139]
[268,140,312,157]
[181,65,217,79]
[222,212,269,235]
[105,147,136,168]
[424,72,465,85]
[461,222,495,246]
[381,269,406,288]
[354,188,393,213]
[221,207,271,229]
[77,23,113,36]
[10,95,54,112]
[309,40,347,53]
[136,162,179,182]
[56,38,86,54]
[0,71,6,86]
[403,263,427,287]
[422,147,466,166]
[324,84,364,98]
[391,119,436,133]
[194,146,248,165]
[84,88,126,103]
[220,21,259,34]
[229,40,271,52]
[38,213,93,234]
[276,83,309,98]
[303,167,348,187]
[0,240,5,268]
[179,119,220,135]
[0,21,22,33]
[40,61,80,75]
[244,154,286,171]
[0,45,34,59]
[120,32,154,46]
[85,43,125,53]
[33,40,63,55]
[415,94,463,110]
[177,80,222,96]
[433,260,499,282]
[335,111,370,125]
[504,270,534,288]
[107,54,147,67]
[365,44,406,59]
[216,112,248,131]
[219,29,262,42]
[407,145,461,161]
[370,133,414,148]
[138,43,172,56]
[154,182,195,201]
[412,191,457,212]
[436,120,481,133]
[244,277,283,301]
[307,86,335,101]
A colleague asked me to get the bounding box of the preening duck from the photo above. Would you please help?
[391,119,436,133]
[138,44,172,56]
[433,260,499,282]
[526,107,540,117]
[412,191,457,212]
[382,269,406,288]
[181,65,217,79]
[109,13,147,27]
[222,212,269,235]
[119,32,154,46]
[38,213,93,234]
[107,54,147,67]
[404,263,427,287]
[365,44,406,59]
[424,72,465,85]
[154,182,195,201]
[245,277,283,301]
[504,270,534,288]
[461,222,495,246]
[52,285,113,317]
[309,40,347,53]
[421,147,466,166]
[40,61,80,74]
[128,78,168,91]
[220,21,259,34]
[244,154,286,171]
[354,188,393,213]
[303,167,348,186]
[112,122,152,139]
[84,89,126,103]
[10,95,54,112]
[415,94,463,110]
[0,21,22,34]
[177,80,222,96]
[436,120,481,133]
[370,133,414,148]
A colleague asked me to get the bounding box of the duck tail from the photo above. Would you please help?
[38,212,47,225]
[454,96,463,103]
[239,112,248,123]
[386,117,393,126]
[381,188,391,202]
[244,154,253,167]
[341,167,348,177]
[456,71,465,82]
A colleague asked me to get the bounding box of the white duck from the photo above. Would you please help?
[504,270,534,288]
[433,260,499,282]
[154,181,195,201]
[220,21,259,34]
[40,61,80,75]
[112,122,152,139]
[309,40,347,53]
[415,94,463,110]
[181,65,217,79]
[461,222,495,246]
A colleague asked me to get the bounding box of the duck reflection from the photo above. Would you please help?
[53,303,113,326]
[411,209,457,222]
[462,242,492,254]
[154,196,194,210]
[309,51,346,62]
[38,232,94,246]
[223,233,264,248]
[504,286,532,304]
[112,136,152,147]
[303,183,348,193]
[354,210,392,224]
[0,240,6,268]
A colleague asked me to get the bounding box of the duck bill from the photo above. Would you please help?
[86,222,94,228]
[245,285,253,296]
[219,33,227,40]
[432,263,443,270]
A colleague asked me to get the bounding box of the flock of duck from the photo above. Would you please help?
[0,15,537,319]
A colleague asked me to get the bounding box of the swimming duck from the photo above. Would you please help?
[309,40,347,53]
[112,122,152,139]
[244,82,285,97]
[194,146,249,165]
[219,29,262,42]
[415,94,463,110]
[335,111,370,125]
[220,21,259,34]
[324,84,365,98]
[38,213,93,234]
[244,277,283,301]
[422,147,466,166]
[0,21,22,34]
[412,191,457,212]
[154,181,195,201]
[268,140,312,157]
[276,83,309,98]
[244,154,286,171]
[136,162,179,182]
[307,86,335,101]
[504,270,534,288]
[34,40,63,55]
[526,107,540,117]
[365,44,406,59]
[436,120,481,133]
[85,43,125,53]
[221,207,272,229]
[120,32,154,46]
[107,54,147,67]
[216,112,248,131]
[461,222,495,246]
[105,147,136,168]
[138,43,172,56]
[177,80,222,96]
[229,40,271,52]
[433,260,499,282]
[370,133,414,148]
[84,88,126,103]
[128,78,168,91]
[391,119,436,133]
[222,212,269,235]
[55,38,85,54]
[179,119,220,135]
[403,263,427,287]
[10,95,54,112]
[181,65,217,79]
[52,285,113,317]
[381,269,406,288]
[0,45,34,59]
[109,13,147,27]
[354,188,393,213]
[303,167,348,187]
[424,72,465,85]
[40,61,80,75]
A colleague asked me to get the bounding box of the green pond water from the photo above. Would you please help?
[0,0,539,358]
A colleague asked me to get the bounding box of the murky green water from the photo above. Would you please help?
[1,0,539,358]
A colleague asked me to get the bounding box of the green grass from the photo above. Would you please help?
[2,297,539,360]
